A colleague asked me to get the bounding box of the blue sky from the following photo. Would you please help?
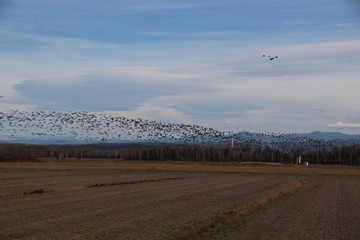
[1,0,360,134]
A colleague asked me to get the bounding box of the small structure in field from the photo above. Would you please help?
[296,156,309,166]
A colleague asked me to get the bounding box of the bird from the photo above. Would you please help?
[0,109,335,151]
[263,55,278,61]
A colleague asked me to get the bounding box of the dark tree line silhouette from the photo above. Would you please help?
[1,143,360,166]
[0,144,40,162]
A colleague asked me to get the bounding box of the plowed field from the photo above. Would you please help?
[225,176,360,240]
[0,168,302,240]
[1,161,360,240]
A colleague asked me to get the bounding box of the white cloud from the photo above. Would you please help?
[1,26,360,133]
[328,122,360,129]
[1,0,360,135]
[224,120,238,126]
[324,23,358,28]
[8,0,236,15]
[137,30,248,38]
[0,103,37,113]
[282,20,312,25]
[102,103,194,126]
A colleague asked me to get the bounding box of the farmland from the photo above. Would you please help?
[225,176,360,240]
[1,160,360,240]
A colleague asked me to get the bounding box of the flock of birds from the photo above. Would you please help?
[0,54,348,151]
[0,110,337,151]
[263,54,278,61]
[0,110,226,143]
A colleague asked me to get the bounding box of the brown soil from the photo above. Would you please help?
[0,169,196,196]
[0,169,303,240]
[225,176,360,240]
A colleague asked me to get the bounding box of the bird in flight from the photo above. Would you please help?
[263,55,278,61]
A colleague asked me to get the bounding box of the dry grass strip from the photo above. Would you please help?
[174,177,313,240]
[0,176,193,198]
[86,176,190,188]
[2,161,360,176]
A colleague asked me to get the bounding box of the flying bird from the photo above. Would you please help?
[263,55,278,61]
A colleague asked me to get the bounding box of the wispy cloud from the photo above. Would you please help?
[1,37,359,132]
[328,122,360,129]
[8,0,236,15]
[137,30,248,38]
[1,0,360,134]
[117,0,233,12]
[282,20,312,25]
[323,23,358,28]
[0,29,121,51]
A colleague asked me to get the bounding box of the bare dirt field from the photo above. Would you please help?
[1,160,360,240]
[0,167,302,240]
[225,176,360,240]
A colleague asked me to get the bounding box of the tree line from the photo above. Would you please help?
[1,143,360,166]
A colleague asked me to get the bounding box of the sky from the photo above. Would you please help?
[0,0,360,134]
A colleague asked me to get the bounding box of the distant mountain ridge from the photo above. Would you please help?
[298,131,360,141]
[1,131,360,146]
